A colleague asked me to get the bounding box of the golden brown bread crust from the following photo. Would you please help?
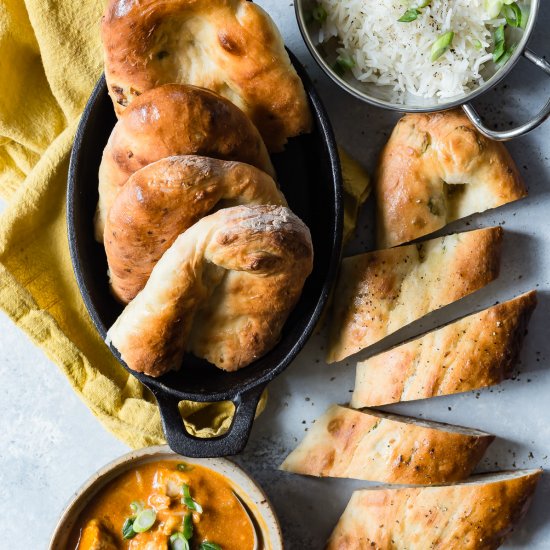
[95,84,275,240]
[105,155,286,303]
[327,227,503,363]
[101,0,312,151]
[351,291,537,407]
[326,469,542,550]
[106,205,313,376]
[280,405,493,485]
[376,110,527,248]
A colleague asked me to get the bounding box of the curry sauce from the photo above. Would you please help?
[68,460,255,550]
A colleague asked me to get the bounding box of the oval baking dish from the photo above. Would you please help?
[67,51,343,458]
[49,445,283,549]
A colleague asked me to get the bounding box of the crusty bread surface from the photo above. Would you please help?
[376,110,527,248]
[95,84,274,240]
[101,0,312,151]
[107,205,313,377]
[105,155,286,303]
[326,469,542,550]
[280,405,493,485]
[327,227,503,363]
[351,291,537,407]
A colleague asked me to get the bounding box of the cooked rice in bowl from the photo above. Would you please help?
[315,0,522,101]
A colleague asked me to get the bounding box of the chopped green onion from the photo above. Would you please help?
[430,31,454,62]
[502,2,522,27]
[130,500,145,514]
[398,8,420,22]
[493,24,506,62]
[497,43,517,66]
[170,533,191,550]
[122,517,137,540]
[182,513,194,540]
[311,4,327,23]
[199,543,223,550]
[132,508,157,533]
[333,53,355,76]
[181,484,203,514]
[177,463,193,472]
[472,39,482,50]
[417,0,432,6]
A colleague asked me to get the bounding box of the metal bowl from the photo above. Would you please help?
[49,445,282,549]
[295,0,550,139]
[67,50,343,458]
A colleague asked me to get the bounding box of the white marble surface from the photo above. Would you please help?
[1,1,550,548]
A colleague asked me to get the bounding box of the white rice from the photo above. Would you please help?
[316,0,506,100]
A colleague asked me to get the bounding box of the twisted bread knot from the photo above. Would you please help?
[107,205,314,377]
[96,84,274,240]
[105,155,286,303]
[101,0,312,151]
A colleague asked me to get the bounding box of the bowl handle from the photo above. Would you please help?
[463,49,550,141]
[153,384,265,458]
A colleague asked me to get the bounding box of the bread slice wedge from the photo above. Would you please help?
[327,469,542,550]
[327,227,503,363]
[351,291,537,407]
[280,405,493,485]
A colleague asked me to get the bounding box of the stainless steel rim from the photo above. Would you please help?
[294,0,540,113]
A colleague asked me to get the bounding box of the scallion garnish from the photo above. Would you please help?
[497,43,517,66]
[132,508,157,533]
[312,4,328,23]
[472,39,482,50]
[430,31,454,62]
[130,500,145,514]
[200,543,223,550]
[493,24,506,62]
[181,484,203,513]
[122,517,137,540]
[502,2,523,27]
[170,533,191,550]
[398,1,431,22]
[177,462,193,472]
[398,8,420,22]
[333,53,355,76]
[182,513,194,540]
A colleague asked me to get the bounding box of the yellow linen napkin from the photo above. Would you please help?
[0,0,369,448]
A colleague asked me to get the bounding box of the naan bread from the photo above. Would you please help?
[327,227,503,363]
[280,405,493,485]
[102,0,312,151]
[327,469,541,550]
[351,291,537,407]
[107,205,313,376]
[376,110,527,248]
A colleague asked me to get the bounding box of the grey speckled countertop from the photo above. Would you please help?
[1,1,550,548]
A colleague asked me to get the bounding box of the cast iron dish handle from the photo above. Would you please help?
[463,49,550,141]
[153,385,266,458]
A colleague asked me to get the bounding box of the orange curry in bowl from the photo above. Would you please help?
[68,460,255,550]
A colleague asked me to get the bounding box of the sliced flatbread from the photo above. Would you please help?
[327,469,542,550]
[351,291,537,407]
[327,227,503,363]
[376,110,527,248]
[280,405,493,485]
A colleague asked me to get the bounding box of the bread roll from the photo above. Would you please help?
[107,205,313,376]
[95,84,274,240]
[105,155,286,303]
[101,0,312,151]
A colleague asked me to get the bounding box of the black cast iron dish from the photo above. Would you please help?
[67,52,343,458]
